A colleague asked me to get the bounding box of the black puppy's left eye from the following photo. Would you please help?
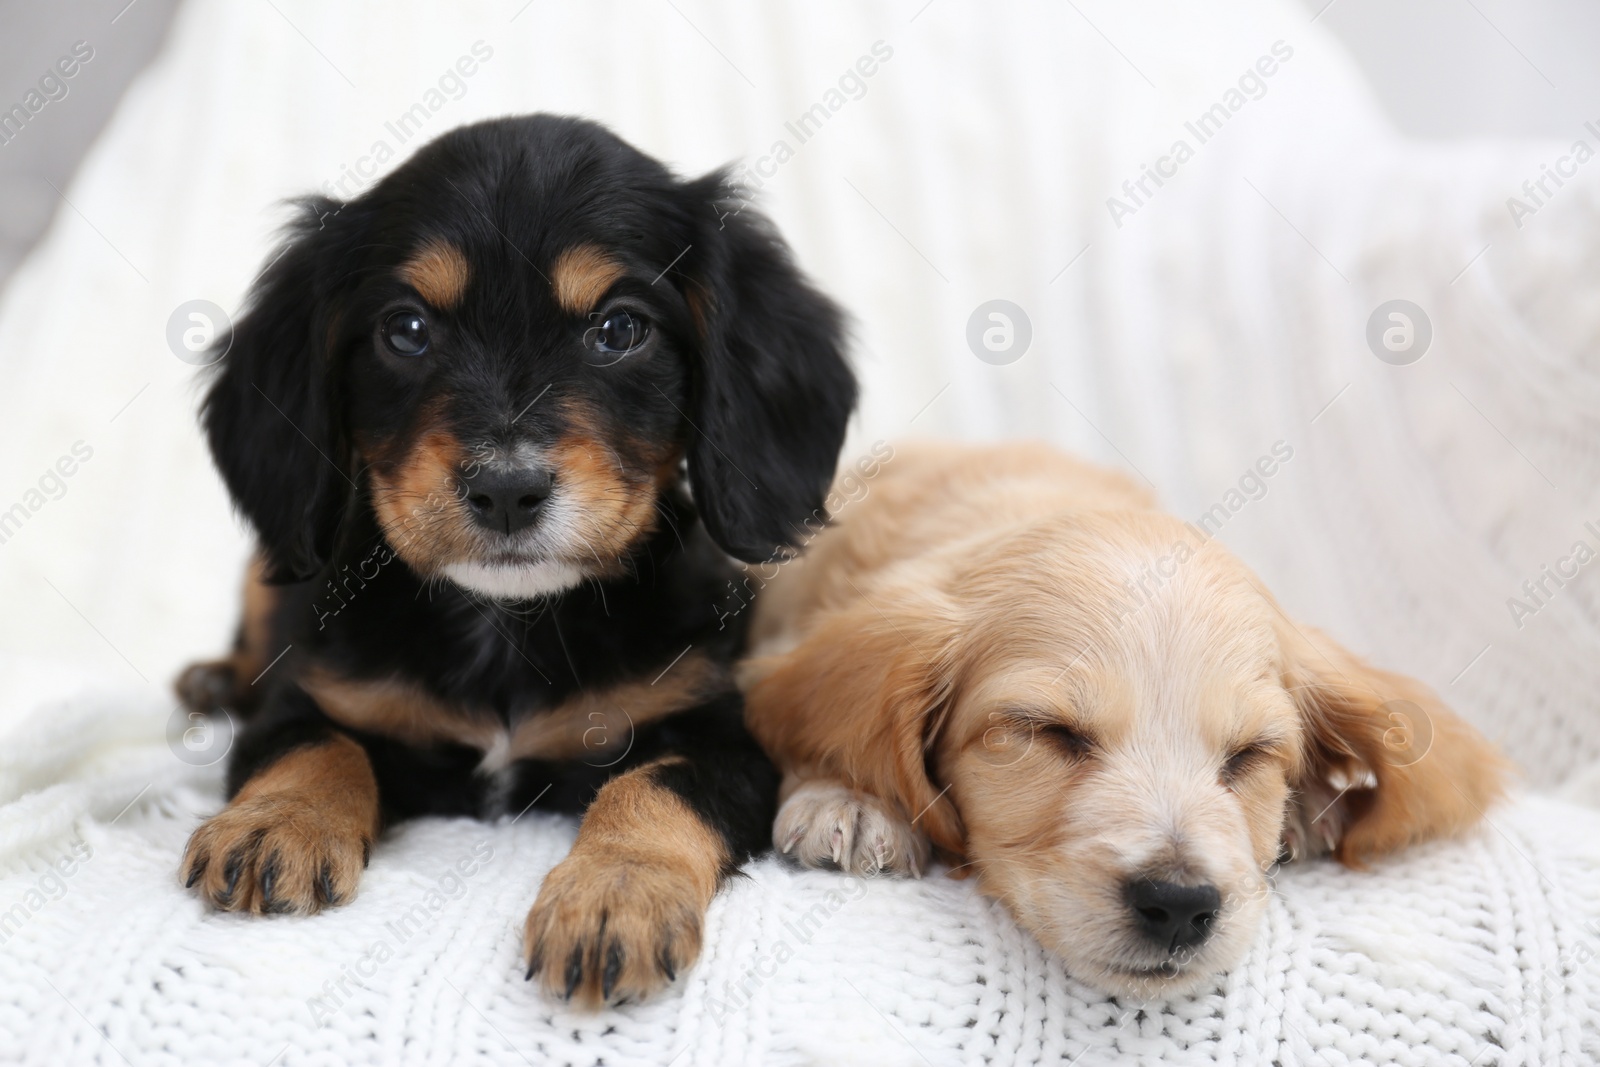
[591,310,647,354]
[382,311,430,357]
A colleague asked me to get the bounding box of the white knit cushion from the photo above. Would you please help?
[0,695,1596,1065]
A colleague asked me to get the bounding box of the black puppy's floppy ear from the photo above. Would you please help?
[682,174,857,564]
[202,197,357,583]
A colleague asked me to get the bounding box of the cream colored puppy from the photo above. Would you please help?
[740,440,1506,996]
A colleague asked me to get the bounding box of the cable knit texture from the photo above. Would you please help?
[0,1,1597,1063]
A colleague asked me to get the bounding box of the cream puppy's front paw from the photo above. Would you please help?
[774,779,928,877]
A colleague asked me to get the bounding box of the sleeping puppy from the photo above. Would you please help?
[741,440,1507,996]
[173,114,854,1008]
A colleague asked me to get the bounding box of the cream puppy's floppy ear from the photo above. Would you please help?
[742,582,966,856]
[1278,622,1509,865]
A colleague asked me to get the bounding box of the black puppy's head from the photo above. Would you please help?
[204,115,855,596]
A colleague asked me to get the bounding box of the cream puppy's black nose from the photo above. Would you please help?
[1126,879,1220,951]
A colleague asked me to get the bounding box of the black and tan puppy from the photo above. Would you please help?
[174,114,855,1007]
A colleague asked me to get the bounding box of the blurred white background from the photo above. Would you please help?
[0,0,1596,778]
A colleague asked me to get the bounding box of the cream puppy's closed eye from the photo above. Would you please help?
[742,440,1509,997]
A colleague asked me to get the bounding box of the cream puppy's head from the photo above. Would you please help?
[745,509,1507,997]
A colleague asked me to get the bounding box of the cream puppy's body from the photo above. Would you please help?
[741,440,1506,996]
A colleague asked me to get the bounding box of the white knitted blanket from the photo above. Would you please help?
[1,1,1598,1063]
[2,696,1598,1066]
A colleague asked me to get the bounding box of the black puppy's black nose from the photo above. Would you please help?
[1126,879,1221,951]
[462,467,553,534]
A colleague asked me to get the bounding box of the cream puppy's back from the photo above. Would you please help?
[748,440,1154,652]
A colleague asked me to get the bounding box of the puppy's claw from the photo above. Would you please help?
[525,943,543,982]
[602,941,623,1000]
[658,942,677,984]
[316,864,337,907]
[564,946,585,1000]
[221,853,244,901]
[258,854,279,908]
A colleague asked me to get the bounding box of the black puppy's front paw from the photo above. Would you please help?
[182,793,372,915]
[181,739,379,915]
[522,848,707,1008]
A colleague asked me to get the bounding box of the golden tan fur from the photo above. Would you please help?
[522,757,727,1008]
[304,651,726,764]
[360,398,675,589]
[400,239,471,309]
[302,668,502,751]
[507,651,725,763]
[743,440,1508,995]
[683,281,710,340]
[541,401,671,571]
[180,736,380,915]
[550,244,626,314]
[366,414,478,575]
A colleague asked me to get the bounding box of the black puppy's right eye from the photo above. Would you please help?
[590,309,648,355]
[382,311,430,356]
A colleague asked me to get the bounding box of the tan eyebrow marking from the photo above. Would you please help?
[399,240,471,309]
[550,244,626,314]
[684,280,712,339]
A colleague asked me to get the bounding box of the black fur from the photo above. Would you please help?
[203,195,359,583]
[680,175,854,562]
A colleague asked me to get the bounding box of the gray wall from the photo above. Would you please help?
[0,0,180,287]
[1311,0,1598,137]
